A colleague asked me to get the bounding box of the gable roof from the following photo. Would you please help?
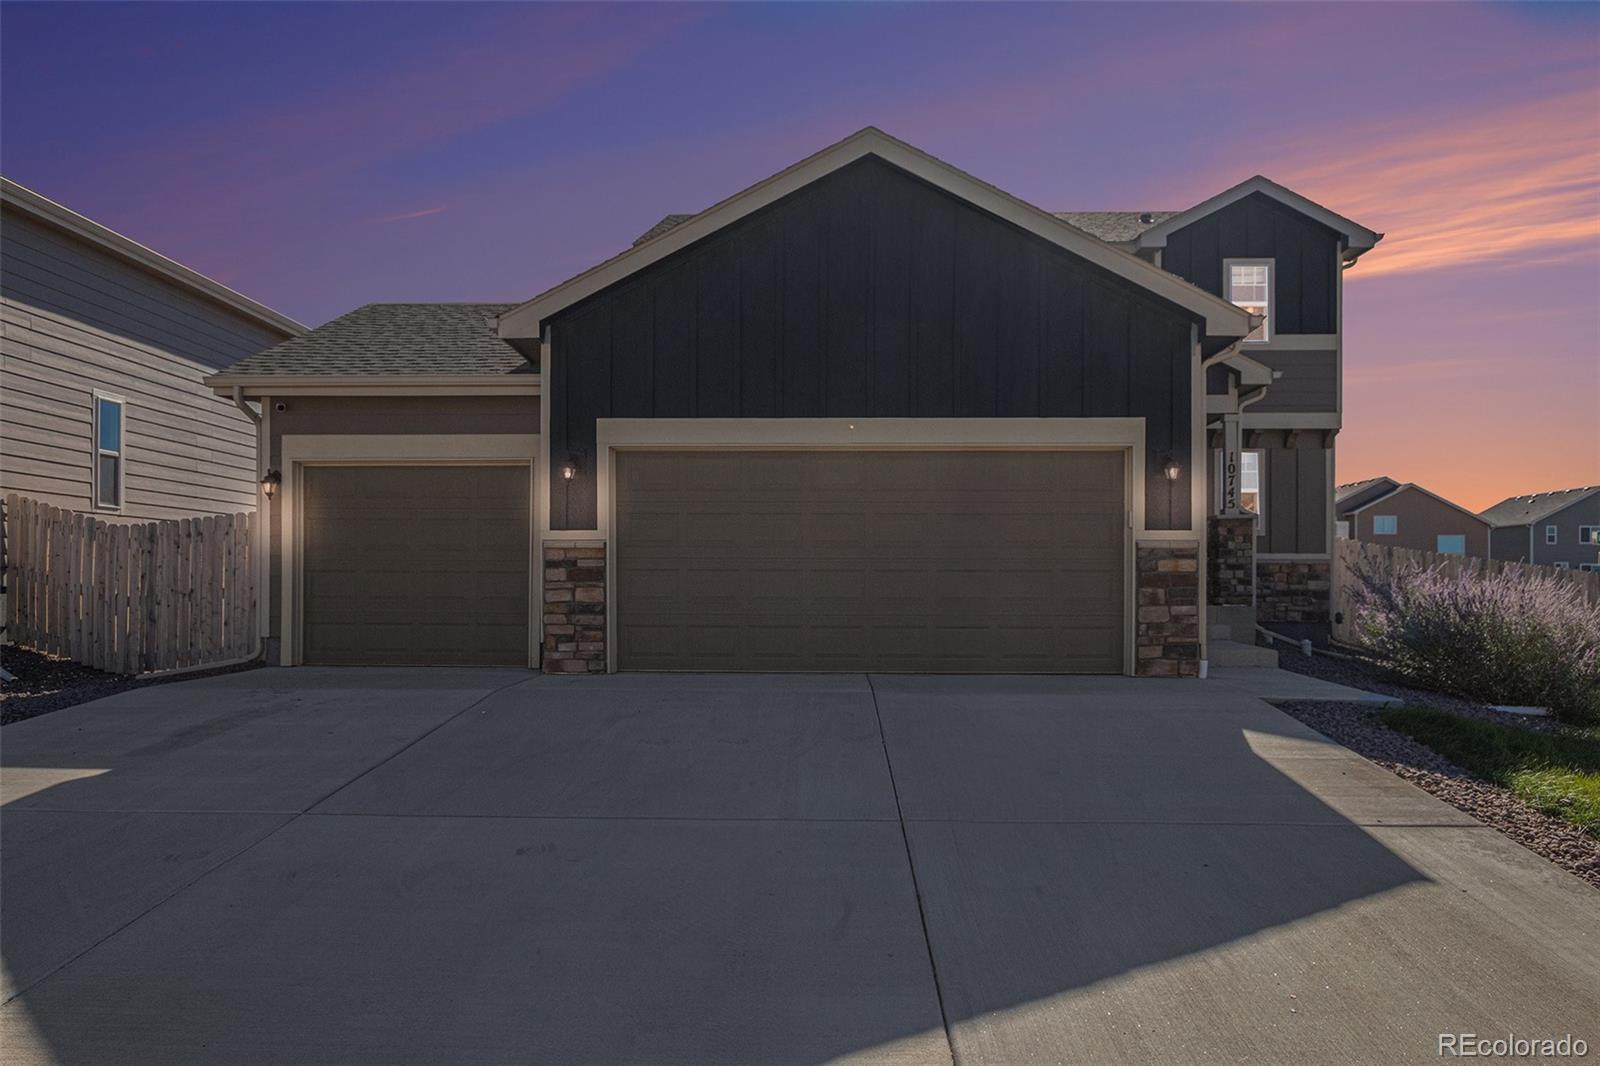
[1052,211,1177,244]
[1343,482,1491,526]
[1478,487,1600,527]
[1335,476,1398,504]
[1133,175,1383,264]
[497,127,1256,342]
[1,176,305,338]
[205,303,529,388]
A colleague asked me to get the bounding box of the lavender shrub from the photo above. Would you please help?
[1347,557,1600,724]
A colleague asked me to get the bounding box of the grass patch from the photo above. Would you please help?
[1381,707,1600,838]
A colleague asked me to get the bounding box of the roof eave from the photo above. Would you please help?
[204,372,541,398]
[1134,175,1382,256]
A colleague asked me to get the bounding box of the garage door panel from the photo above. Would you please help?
[616,450,1125,673]
[302,465,529,667]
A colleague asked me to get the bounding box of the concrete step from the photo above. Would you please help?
[1208,604,1257,644]
[1207,639,1278,669]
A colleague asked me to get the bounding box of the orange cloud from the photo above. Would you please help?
[1271,80,1600,279]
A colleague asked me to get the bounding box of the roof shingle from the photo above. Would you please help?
[1478,487,1600,527]
[1053,211,1178,244]
[220,303,528,377]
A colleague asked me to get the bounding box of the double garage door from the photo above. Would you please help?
[300,452,1126,672]
[615,450,1127,673]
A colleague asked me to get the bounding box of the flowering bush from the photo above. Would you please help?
[1347,556,1600,724]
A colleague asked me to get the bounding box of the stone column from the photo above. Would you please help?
[1207,515,1255,606]
[1135,541,1201,678]
[542,541,607,673]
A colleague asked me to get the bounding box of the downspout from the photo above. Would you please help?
[231,386,267,666]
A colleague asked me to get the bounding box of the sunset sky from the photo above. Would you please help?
[3,2,1596,511]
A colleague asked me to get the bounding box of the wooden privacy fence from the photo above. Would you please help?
[1331,538,1600,645]
[2,495,257,674]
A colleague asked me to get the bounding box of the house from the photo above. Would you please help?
[1479,487,1600,571]
[1,177,303,520]
[1334,477,1491,557]
[204,128,1380,675]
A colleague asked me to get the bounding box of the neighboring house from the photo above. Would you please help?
[1479,487,1600,571]
[1334,477,1491,557]
[1,177,302,521]
[205,128,1380,675]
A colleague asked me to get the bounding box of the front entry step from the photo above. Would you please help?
[1208,639,1278,668]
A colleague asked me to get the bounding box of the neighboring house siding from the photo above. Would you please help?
[548,155,1199,531]
[264,395,541,639]
[1160,192,1340,335]
[1244,350,1337,413]
[1487,496,1600,567]
[1344,489,1490,557]
[0,208,288,520]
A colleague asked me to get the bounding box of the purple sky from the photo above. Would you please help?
[3,2,1596,509]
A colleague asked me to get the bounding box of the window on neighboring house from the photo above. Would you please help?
[1373,515,1398,535]
[1552,561,1570,570]
[1579,525,1599,545]
[94,393,124,510]
[1225,259,1272,342]
[1579,563,1599,573]
[1546,525,1559,544]
[1436,534,1466,556]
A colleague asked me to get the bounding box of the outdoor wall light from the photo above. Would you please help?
[560,459,578,481]
[1162,458,1183,482]
[261,469,281,499]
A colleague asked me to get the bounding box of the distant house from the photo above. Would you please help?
[1334,477,1491,557]
[1479,487,1600,571]
[1,177,302,521]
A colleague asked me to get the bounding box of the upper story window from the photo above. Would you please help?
[1546,525,1559,544]
[1373,515,1398,535]
[94,392,124,510]
[1225,259,1272,342]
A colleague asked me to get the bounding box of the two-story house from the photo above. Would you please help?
[204,128,1379,674]
[1,177,303,521]
[1333,476,1491,557]
[1480,487,1600,571]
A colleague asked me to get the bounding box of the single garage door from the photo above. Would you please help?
[301,465,529,666]
[615,450,1126,673]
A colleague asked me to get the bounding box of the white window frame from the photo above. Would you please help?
[1223,258,1273,343]
[1579,563,1599,573]
[1373,514,1398,536]
[1552,561,1570,570]
[1579,525,1598,545]
[1436,534,1466,556]
[93,390,126,512]
[1546,524,1559,544]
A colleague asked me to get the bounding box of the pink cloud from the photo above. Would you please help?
[380,206,446,223]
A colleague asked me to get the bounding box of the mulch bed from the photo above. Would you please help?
[1269,647,1599,889]
[0,646,261,726]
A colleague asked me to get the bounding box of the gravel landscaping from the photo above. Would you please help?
[0,646,261,725]
[1273,684,1600,890]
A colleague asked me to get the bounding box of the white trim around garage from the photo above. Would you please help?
[591,416,1148,676]
[276,433,540,667]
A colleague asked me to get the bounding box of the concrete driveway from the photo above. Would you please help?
[2,668,1596,1065]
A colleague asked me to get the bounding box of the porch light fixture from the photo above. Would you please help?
[560,459,578,481]
[1162,457,1182,482]
[261,469,281,499]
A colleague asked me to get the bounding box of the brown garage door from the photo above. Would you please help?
[301,465,529,666]
[615,450,1125,673]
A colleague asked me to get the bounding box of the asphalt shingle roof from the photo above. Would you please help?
[221,303,528,376]
[1478,487,1600,527]
[633,213,697,246]
[1335,476,1396,503]
[1053,211,1178,243]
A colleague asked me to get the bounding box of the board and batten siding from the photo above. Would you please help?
[1,207,290,520]
[548,155,1201,532]
[1204,429,1330,556]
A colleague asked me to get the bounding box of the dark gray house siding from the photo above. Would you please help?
[1,206,294,519]
[1160,192,1340,335]
[548,156,1200,531]
[1245,350,1337,413]
[1207,429,1329,555]
[1486,494,1600,568]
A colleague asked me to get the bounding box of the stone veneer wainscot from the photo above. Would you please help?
[1207,516,1255,607]
[1135,542,1201,678]
[543,542,607,673]
[1257,559,1331,624]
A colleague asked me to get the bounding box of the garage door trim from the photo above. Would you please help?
[594,418,1146,675]
[279,434,538,667]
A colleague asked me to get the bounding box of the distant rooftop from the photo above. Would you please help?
[215,303,528,377]
[1052,211,1178,244]
[1335,476,1396,503]
[1478,486,1600,526]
